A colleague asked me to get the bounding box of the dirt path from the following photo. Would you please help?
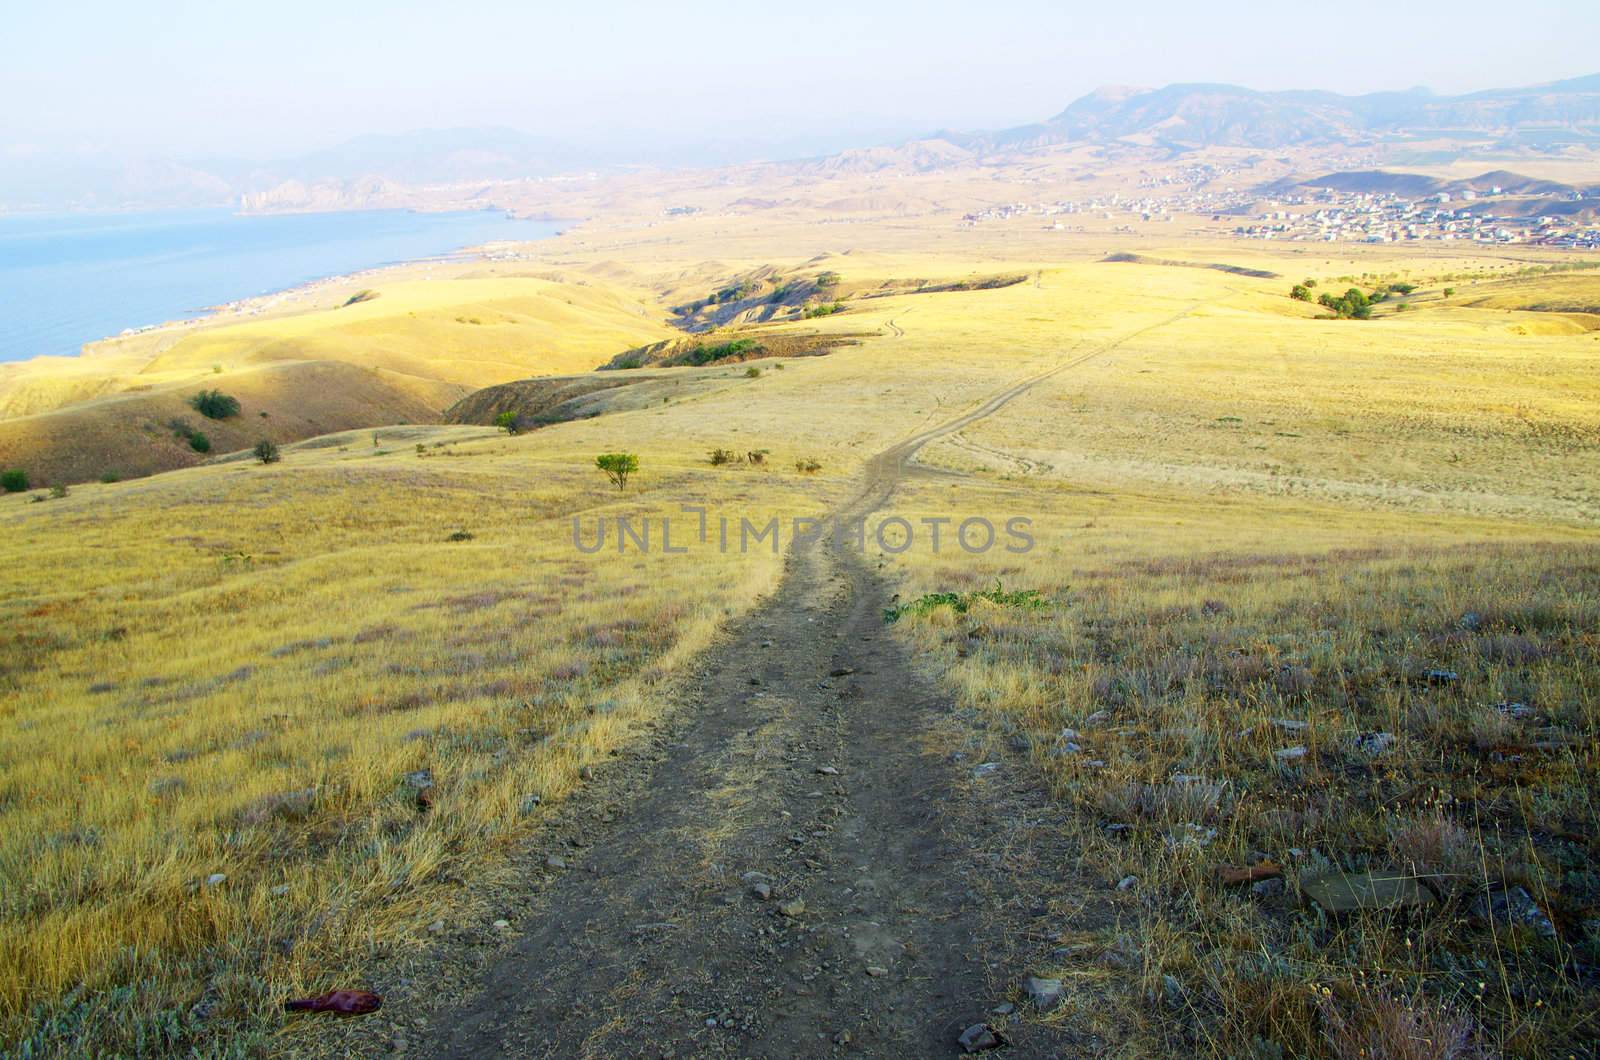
[311,323,1186,1058]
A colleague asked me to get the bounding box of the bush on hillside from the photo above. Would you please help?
[189,389,241,420]
[2,469,29,493]
[254,439,281,465]
[188,431,211,453]
[595,452,638,491]
[1318,288,1376,320]
[495,411,521,435]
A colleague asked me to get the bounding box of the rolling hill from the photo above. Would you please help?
[0,271,674,485]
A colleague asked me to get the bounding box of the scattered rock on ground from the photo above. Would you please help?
[777,898,806,918]
[1251,877,1287,899]
[1470,886,1556,939]
[545,855,567,870]
[1301,870,1435,914]
[1353,731,1395,755]
[1218,861,1283,887]
[1024,975,1064,1011]
[1116,875,1138,891]
[1274,745,1308,763]
[973,762,1001,779]
[958,1022,1007,1052]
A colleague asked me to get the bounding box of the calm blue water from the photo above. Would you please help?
[0,208,560,362]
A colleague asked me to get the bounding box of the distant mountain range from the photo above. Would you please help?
[951,73,1600,152]
[4,75,1597,212]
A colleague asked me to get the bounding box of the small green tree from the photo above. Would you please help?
[1289,284,1312,302]
[595,452,637,491]
[494,411,520,435]
[1,469,28,493]
[189,389,241,420]
[188,431,211,453]
[254,439,281,465]
[1443,287,1456,298]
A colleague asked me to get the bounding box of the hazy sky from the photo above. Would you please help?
[5,0,1597,160]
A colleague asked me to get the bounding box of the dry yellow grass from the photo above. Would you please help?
[0,426,834,1052]
[853,253,1598,1056]
[0,272,677,487]
[3,227,1598,1055]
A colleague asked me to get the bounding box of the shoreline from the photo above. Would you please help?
[143,238,555,337]
[1,210,572,368]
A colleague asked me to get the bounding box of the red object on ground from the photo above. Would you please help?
[283,989,383,1015]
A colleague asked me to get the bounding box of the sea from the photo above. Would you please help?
[0,207,560,362]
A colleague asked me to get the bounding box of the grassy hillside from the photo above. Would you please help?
[0,272,675,487]
[0,360,447,486]
[2,234,1597,1055]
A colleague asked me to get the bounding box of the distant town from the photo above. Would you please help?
[962,172,1600,249]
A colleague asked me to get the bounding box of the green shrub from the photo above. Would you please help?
[188,431,211,453]
[1289,284,1312,302]
[254,439,281,465]
[815,271,841,288]
[189,389,240,420]
[685,338,760,366]
[494,411,521,435]
[49,484,69,499]
[744,366,762,378]
[709,448,738,466]
[794,458,821,474]
[884,582,1046,623]
[595,452,638,491]
[100,472,120,484]
[1,469,28,493]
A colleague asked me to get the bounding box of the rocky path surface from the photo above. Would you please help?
[312,337,1171,1057]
